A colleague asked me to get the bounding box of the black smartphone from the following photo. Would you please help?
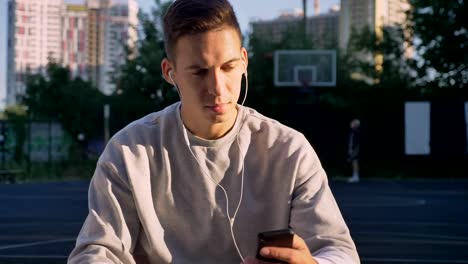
[256,228,295,263]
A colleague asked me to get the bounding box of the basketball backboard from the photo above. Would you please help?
[274,50,336,87]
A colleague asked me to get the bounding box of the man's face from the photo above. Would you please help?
[163,27,248,137]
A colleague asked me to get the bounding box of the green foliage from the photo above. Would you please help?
[247,17,417,176]
[407,0,467,89]
[21,1,177,141]
[247,24,316,117]
[346,25,412,89]
[22,62,105,144]
[3,105,28,162]
[109,0,176,132]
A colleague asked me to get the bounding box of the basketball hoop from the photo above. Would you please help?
[274,50,336,87]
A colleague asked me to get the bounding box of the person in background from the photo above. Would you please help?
[347,119,361,183]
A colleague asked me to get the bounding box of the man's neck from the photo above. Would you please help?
[180,108,238,140]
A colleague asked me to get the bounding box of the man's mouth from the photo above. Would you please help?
[206,103,229,113]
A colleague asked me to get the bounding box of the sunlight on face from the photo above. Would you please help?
[172,27,247,139]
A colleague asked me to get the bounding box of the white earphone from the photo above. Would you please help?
[240,61,248,106]
[171,61,248,262]
[168,61,248,105]
[168,70,181,99]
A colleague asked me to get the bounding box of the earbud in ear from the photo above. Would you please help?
[169,70,182,99]
[241,61,247,77]
[168,70,176,85]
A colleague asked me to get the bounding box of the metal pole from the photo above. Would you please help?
[48,120,52,177]
[303,0,307,39]
[104,104,110,145]
[1,122,4,170]
[27,120,31,177]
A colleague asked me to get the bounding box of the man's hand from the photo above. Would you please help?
[243,234,318,264]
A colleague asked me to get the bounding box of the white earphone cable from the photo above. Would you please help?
[175,61,249,262]
[182,129,246,262]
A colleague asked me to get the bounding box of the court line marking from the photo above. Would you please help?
[362,258,468,263]
[353,231,468,241]
[0,222,82,227]
[0,234,76,240]
[0,238,75,251]
[0,256,465,263]
[0,254,68,259]
[344,196,423,201]
[341,199,426,208]
[356,237,468,245]
[0,195,86,201]
[348,221,468,227]
[399,190,468,195]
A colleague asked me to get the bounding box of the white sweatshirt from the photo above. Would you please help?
[68,102,360,264]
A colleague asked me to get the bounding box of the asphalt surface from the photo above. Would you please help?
[0,178,467,264]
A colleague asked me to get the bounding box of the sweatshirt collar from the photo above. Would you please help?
[175,102,245,147]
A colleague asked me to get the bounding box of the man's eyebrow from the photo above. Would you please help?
[184,58,241,70]
[222,58,241,65]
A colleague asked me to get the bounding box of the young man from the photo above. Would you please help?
[347,119,361,183]
[68,0,359,263]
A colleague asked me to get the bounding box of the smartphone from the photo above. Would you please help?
[256,228,295,263]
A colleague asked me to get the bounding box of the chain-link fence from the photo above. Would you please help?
[0,120,98,183]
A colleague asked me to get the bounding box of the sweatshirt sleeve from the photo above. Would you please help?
[290,136,360,264]
[68,154,141,264]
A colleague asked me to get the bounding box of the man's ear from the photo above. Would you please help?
[161,58,175,85]
[241,47,248,73]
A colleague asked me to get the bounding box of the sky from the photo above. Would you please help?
[1,0,7,109]
[0,0,339,109]
[64,0,340,33]
[141,0,340,34]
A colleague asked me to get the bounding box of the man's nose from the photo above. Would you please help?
[207,70,226,96]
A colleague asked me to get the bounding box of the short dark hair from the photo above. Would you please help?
[163,0,242,61]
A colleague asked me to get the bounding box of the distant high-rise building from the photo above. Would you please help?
[1,1,8,109]
[339,0,411,50]
[6,0,15,107]
[339,0,412,79]
[86,0,138,95]
[251,10,340,49]
[6,0,138,106]
[7,0,63,105]
[62,4,89,80]
[87,0,108,93]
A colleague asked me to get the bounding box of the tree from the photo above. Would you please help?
[22,61,105,146]
[407,0,467,89]
[247,23,317,118]
[22,1,176,145]
[2,105,27,162]
[110,0,176,132]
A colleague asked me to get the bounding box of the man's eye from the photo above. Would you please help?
[222,65,235,72]
[193,69,207,76]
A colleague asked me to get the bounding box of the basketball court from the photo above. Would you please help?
[1,179,468,263]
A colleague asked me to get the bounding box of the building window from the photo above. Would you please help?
[16,26,25,35]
